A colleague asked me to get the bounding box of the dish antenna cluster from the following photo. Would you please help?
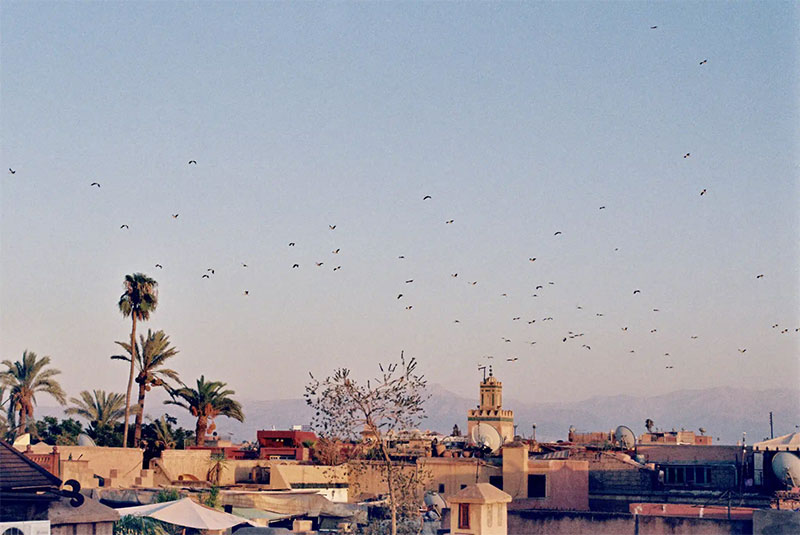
[471,423,503,453]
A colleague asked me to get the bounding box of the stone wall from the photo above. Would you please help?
[508,509,752,535]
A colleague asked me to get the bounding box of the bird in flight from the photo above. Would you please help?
[398,255,405,259]
[700,189,707,196]
[506,357,519,362]
[554,231,562,236]
[699,59,708,65]
[207,268,215,274]
[405,305,413,310]
[535,285,543,290]
[582,345,591,350]
[120,224,129,229]
[621,327,628,331]
[155,264,163,269]
[329,225,336,230]
[188,160,197,165]
[596,313,604,317]
[289,242,296,246]
[292,264,299,268]
[691,335,698,339]
[738,348,747,353]
[454,320,460,323]
[423,195,432,200]
[528,320,536,324]
[405,279,414,283]
[650,329,658,333]
[333,266,342,271]
[599,206,606,210]
[451,273,458,278]
[469,281,477,285]
[243,290,249,296]
[529,257,536,262]
[202,274,210,279]
[332,249,340,254]
[650,25,657,29]
[653,308,660,312]
[90,182,100,188]
[172,214,179,218]
[8,168,15,174]
[683,153,691,158]
[445,219,454,224]
[242,263,248,267]
[665,366,674,369]
[397,294,403,299]
[756,274,764,279]
[512,317,521,321]
[316,262,324,267]
[633,289,641,294]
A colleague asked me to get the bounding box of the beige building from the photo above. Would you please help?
[448,483,511,535]
[467,373,514,444]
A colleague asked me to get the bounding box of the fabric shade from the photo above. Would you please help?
[116,497,250,530]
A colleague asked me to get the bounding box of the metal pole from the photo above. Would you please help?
[770,412,774,439]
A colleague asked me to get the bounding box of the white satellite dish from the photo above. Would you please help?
[615,426,636,449]
[77,433,97,447]
[471,423,503,453]
[12,433,31,447]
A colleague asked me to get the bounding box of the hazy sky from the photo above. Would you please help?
[1,2,798,412]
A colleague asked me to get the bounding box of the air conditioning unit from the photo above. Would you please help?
[0,521,51,535]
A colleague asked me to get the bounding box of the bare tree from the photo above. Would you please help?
[305,352,429,535]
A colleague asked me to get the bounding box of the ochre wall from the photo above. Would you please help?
[56,446,143,489]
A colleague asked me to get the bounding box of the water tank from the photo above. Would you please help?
[615,426,636,449]
[772,452,800,487]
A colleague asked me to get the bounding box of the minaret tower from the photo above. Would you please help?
[467,366,515,443]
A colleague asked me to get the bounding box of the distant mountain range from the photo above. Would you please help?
[37,385,798,446]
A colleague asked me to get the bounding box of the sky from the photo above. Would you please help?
[1,2,798,415]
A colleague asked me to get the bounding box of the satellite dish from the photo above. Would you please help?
[772,452,800,487]
[77,434,97,447]
[12,433,31,447]
[471,423,503,453]
[615,426,636,449]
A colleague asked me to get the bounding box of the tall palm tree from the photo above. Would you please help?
[65,390,129,440]
[118,273,158,448]
[112,329,180,446]
[0,351,66,437]
[165,376,244,446]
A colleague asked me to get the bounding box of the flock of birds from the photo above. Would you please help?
[5,23,797,383]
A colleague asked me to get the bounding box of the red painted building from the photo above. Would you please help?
[257,430,317,460]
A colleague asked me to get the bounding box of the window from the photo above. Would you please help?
[489,475,503,490]
[665,466,712,487]
[461,483,467,489]
[458,503,470,529]
[528,474,546,498]
[438,483,445,493]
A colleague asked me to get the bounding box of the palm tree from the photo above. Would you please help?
[65,390,130,443]
[645,418,654,433]
[112,329,179,446]
[118,273,158,448]
[1,351,66,437]
[165,376,244,446]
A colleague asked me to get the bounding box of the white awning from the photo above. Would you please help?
[116,498,251,530]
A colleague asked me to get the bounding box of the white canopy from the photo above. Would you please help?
[753,432,800,452]
[116,498,250,530]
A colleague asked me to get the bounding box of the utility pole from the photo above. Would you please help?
[532,424,537,443]
[769,411,774,439]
